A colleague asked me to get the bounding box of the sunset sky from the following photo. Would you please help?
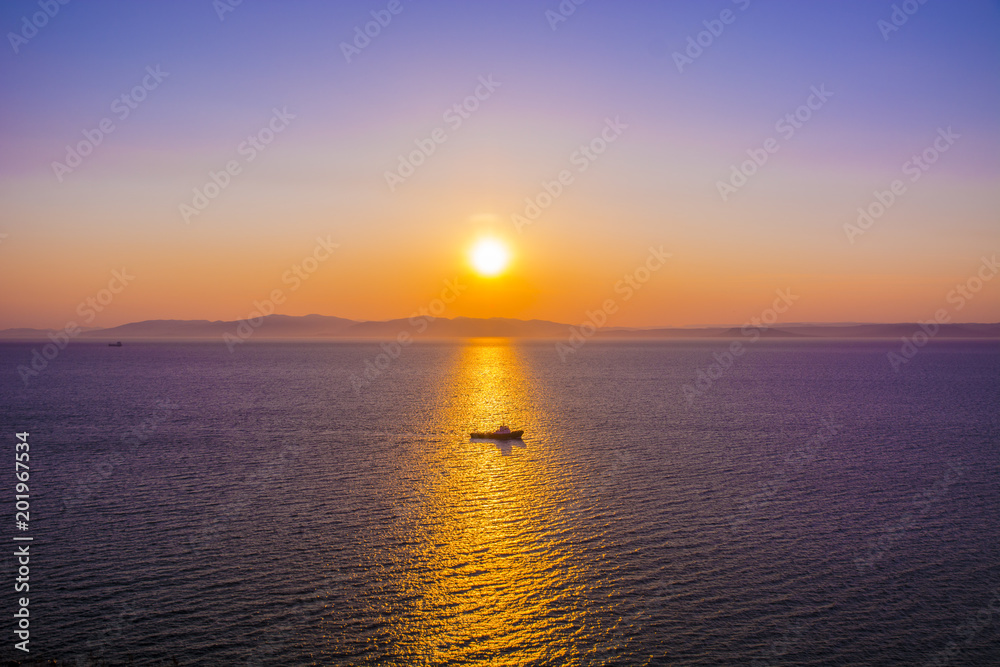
[1,0,998,329]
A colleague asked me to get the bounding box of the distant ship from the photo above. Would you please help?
[108,341,123,347]
[470,426,524,440]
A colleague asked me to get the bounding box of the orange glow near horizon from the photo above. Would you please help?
[1,148,998,330]
[1,218,998,329]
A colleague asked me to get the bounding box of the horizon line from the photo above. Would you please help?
[2,313,1000,335]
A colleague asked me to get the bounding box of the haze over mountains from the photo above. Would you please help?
[1,315,998,341]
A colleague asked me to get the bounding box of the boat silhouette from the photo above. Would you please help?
[470,427,524,440]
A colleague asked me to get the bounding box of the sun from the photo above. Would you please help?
[470,237,510,277]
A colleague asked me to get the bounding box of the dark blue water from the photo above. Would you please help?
[1,339,998,665]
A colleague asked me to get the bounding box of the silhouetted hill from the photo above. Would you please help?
[1,316,997,341]
[781,323,1000,338]
[602,326,806,338]
[69,314,358,339]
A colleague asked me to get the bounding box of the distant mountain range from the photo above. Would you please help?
[1,315,998,341]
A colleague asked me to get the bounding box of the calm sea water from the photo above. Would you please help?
[1,339,998,666]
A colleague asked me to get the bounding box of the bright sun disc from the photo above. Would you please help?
[470,238,509,277]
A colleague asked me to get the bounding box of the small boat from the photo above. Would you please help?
[470,426,524,440]
[108,341,123,347]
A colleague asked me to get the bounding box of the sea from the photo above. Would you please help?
[0,338,998,666]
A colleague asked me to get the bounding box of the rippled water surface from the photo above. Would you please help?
[1,339,998,665]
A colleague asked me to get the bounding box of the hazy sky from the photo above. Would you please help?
[1,0,998,328]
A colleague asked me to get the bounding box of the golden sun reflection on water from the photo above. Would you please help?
[383,339,591,665]
[451,338,535,444]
